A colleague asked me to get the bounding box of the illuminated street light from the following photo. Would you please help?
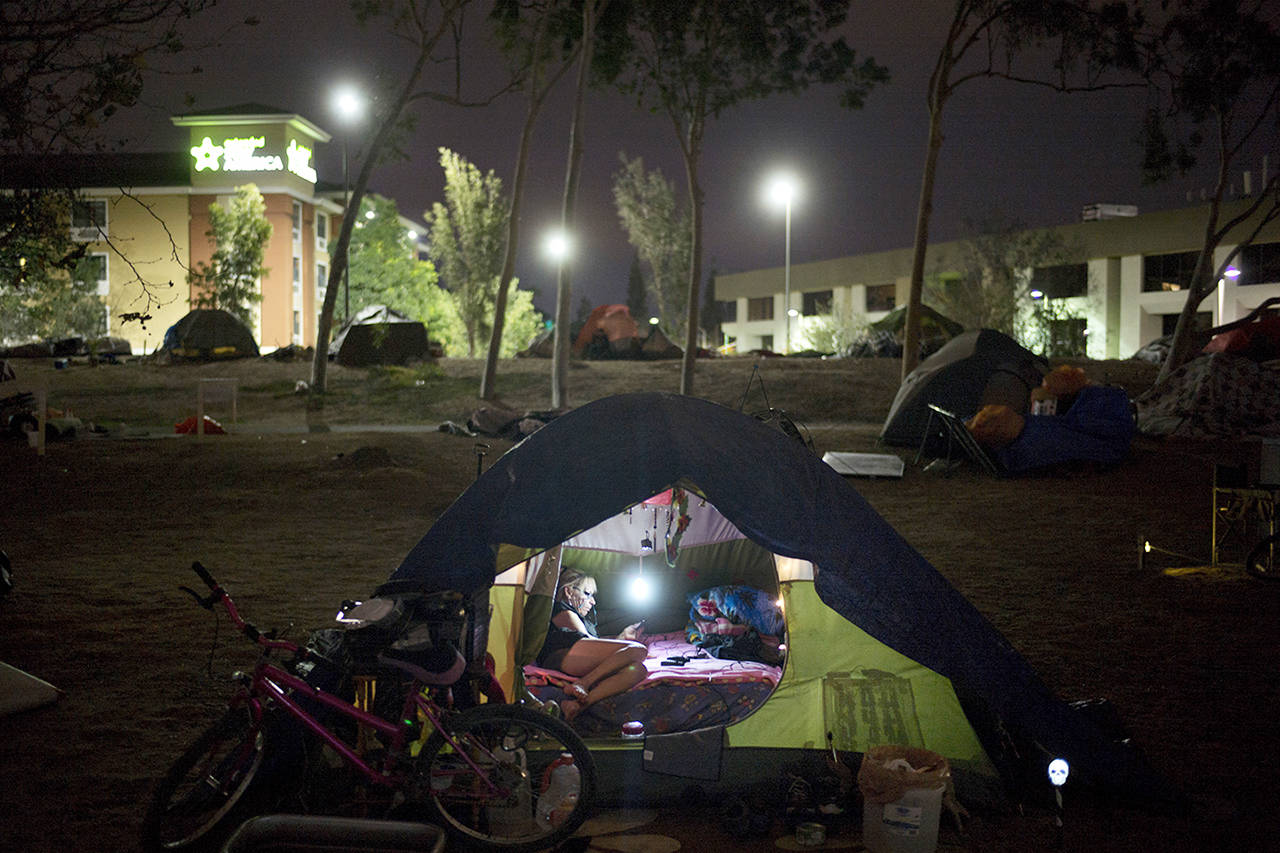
[764,173,799,354]
[332,85,366,322]
[544,230,571,262]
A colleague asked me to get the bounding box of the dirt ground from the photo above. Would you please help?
[1,355,1276,852]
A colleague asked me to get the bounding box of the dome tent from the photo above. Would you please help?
[384,392,1174,809]
[161,309,259,360]
[329,305,430,367]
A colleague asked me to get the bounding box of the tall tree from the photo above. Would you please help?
[612,154,690,342]
[899,0,1142,380]
[625,250,647,320]
[311,0,477,394]
[345,195,463,354]
[426,148,510,356]
[926,214,1068,337]
[188,184,272,325]
[482,0,580,401]
[0,252,106,343]
[615,0,886,394]
[1,0,225,315]
[1139,0,1280,384]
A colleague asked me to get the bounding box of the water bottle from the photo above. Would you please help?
[536,753,580,828]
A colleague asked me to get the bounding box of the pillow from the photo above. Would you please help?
[686,585,783,643]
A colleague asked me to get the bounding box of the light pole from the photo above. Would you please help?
[332,86,365,324]
[765,173,798,354]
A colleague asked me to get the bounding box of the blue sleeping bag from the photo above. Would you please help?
[996,385,1134,473]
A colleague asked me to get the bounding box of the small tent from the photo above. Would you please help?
[881,329,1046,448]
[573,305,640,358]
[640,326,682,360]
[161,309,259,360]
[866,304,964,358]
[384,392,1171,807]
[329,305,429,367]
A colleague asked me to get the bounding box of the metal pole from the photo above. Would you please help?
[783,199,791,354]
[342,138,350,323]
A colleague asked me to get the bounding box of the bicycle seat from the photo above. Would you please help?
[377,624,466,686]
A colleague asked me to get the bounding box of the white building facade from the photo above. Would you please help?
[714,200,1280,359]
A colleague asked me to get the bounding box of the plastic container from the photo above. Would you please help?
[857,746,949,853]
[485,747,533,835]
[536,753,580,828]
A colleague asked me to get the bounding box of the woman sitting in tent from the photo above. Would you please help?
[538,568,647,721]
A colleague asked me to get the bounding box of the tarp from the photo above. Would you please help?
[329,305,429,367]
[161,309,259,360]
[640,326,682,360]
[573,305,640,358]
[881,329,1046,448]
[387,392,1175,806]
[996,386,1135,473]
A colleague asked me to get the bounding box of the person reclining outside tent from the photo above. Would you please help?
[537,568,646,721]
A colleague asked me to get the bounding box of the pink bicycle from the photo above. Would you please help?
[142,563,596,852]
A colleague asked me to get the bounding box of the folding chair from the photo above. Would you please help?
[914,403,1003,475]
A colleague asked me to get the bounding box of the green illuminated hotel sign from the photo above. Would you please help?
[190,135,317,182]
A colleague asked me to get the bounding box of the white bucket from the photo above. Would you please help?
[862,782,944,853]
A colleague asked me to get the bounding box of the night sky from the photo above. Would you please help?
[110,0,1242,316]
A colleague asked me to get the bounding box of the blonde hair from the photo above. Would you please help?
[556,568,593,601]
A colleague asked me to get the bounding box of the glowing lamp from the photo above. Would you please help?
[1029,289,1045,300]
[545,230,570,261]
[649,317,659,325]
[628,573,652,603]
[1224,267,1241,278]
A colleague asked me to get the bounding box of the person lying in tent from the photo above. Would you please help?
[537,568,646,721]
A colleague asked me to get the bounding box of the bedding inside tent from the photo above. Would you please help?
[512,490,787,736]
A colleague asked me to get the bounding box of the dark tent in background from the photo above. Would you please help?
[852,304,964,358]
[516,327,555,358]
[640,326,682,360]
[881,329,1046,447]
[161,309,259,360]
[329,305,429,367]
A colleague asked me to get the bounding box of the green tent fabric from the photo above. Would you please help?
[385,392,1176,808]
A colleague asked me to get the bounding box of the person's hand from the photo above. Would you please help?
[621,621,645,641]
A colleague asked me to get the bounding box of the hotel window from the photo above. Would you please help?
[747,296,774,321]
[865,283,895,312]
[70,199,107,241]
[802,289,832,316]
[760,335,774,350]
[293,310,301,338]
[717,300,737,322]
[292,201,302,241]
[1031,263,1087,298]
[293,257,301,294]
[1235,242,1280,286]
[316,263,327,308]
[82,253,109,295]
[316,211,328,251]
[1161,311,1211,337]
[1143,251,1198,292]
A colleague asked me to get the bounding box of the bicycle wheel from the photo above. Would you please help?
[414,703,597,852]
[1246,531,1279,580]
[141,708,266,851]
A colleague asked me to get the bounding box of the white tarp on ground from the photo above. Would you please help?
[0,662,60,716]
[1136,353,1280,438]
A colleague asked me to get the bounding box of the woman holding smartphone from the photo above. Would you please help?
[537,568,647,721]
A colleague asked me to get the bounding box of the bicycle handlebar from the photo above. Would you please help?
[186,562,294,652]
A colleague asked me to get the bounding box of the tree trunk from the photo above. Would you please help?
[551,2,598,410]
[311,45,434,394]
[679,142,704,396]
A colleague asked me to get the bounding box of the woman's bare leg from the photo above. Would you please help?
[557,638,647,718]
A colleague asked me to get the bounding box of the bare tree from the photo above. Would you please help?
[1138,0,1280,385]
[615,0,886,395]
[899,0,1142,381]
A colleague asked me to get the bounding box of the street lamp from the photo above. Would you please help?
[332,85,365,323]
[765,173,799,354]
[545,230,571,263]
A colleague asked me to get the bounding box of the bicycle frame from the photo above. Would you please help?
[185,562,505,799]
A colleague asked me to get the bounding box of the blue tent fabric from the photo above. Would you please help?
[996,386,1135,473]
[388,392,1174,805]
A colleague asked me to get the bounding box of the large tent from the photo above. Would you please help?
[385,392,1171,807]
[329,305,429,367]
[573,305,641,358]
[880,329,1046,448]
[161,309,259,360]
